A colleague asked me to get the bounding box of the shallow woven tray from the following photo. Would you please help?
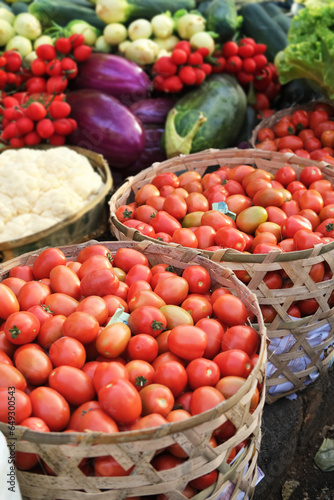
[0,146,113,263]
[108,148,334,403]
[0,240,266,500]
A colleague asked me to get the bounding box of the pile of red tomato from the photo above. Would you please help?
[254,101,334,165]
[114,162,334,323]
[0,244,261,498]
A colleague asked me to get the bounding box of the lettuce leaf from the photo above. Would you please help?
[275,4,334,100]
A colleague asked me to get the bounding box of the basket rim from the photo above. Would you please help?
[0,239,267,445]
[0,145,113,252]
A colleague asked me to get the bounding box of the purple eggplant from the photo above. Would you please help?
[67,89,146,169]
[126,126,166,176]
[71,53,152,105]
[129,97,177,125]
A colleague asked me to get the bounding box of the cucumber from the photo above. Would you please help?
[260,2,292,34]
[204,0,238,42]
[11,2,29,14]
[239,2,289,62]
[28,0,105,30]
[164,74,247,158]
[96,0,196,24]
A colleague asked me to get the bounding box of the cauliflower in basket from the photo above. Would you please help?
[0,147,104,243]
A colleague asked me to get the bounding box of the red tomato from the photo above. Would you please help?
[44,292,78,317]
[32,247,67,279]
[82,361,100,381]
[172,228,199,248]
[154,276,189,305]
[196,318,225,359]
[153,361,188,398]
[189,470,218,491]
[125,359,155,390]
[0,284,20,320]
[215,376,259,413]
[189,386,225,415]
[128,306,167,337]
[49,265,81,299]
[309,179,333,196]
[168,325,207,361]
[80,268,120,298]
[215,226,246,251]
[15,347,52,386]
[277,136,303,151]
[298,209,321,230]
[186,358,220,389]
[94,454,134,477]
[299,189,324,213]
[115,204,135,223]
[4,311,40,345]
[35,315,64,349]
[260,305,277,322]
[76,296,109,325]
[146,195,166,211]
[152,172,179,190]
[201,210,236,231]
[0,388,31,424]
[221,325,259,357]
[297,298,319,316]
[29,386,70,431]
[293,229,323,250]
[0,363,27,391]
[181,295,213,323]
[127,334,159,362]
[163,194,187,220]
[242,169,273,189]
[48,336,86,368]
[62,311,99,344]
[77,409,119,434]
[125,264,152,288]
[128,290,165,312]
[150,211,182,236]
[182,265,211,294]
[213,349,252,378]
[17,281,51,311]
[76,244,111,264]
[193,225,216,249]
[229,164,255,184]
[213,294,248,326]
[299,166,323,187]
[225,194,252,215]
[135,184,160,205]
[134,204,158,224]
[15,416,50,470]
[113,248,148,273]
[127,280,152,303]
[9,265,33,282]
[223,179,246,196]
[281,215,313,238]
[291,110,309,131]
[139,383,174,417]
[280,199,300,217]
[96,323,131,358]
[0,349,13,365]
[98,378,142,424]
[1,277,26,298]
[92,360,128,393]
[266,206,288,225]
[48,365,95,406]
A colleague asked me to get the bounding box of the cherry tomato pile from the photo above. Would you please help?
[0,34,92,148]
[255,101,334,165]
[152,41,212,93]
[0,244,261,494]
[114,163,334,319]
[213,38,280,114]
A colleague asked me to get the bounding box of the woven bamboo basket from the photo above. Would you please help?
[0,240,266,500]
[108,148,334,403]
[250,100,334,148]
[0,146,113,263]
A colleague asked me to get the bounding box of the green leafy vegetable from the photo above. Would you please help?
[274,3,334,100]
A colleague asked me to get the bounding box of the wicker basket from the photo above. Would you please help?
[0,146,113,263]
[250,100,334,149]
[0,240,266,500]
[108,148,334,403]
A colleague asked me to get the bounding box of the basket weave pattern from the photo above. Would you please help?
[108,148,334,403]
[0,240,266,500]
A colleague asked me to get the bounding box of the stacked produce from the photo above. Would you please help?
[0,242,265,498]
